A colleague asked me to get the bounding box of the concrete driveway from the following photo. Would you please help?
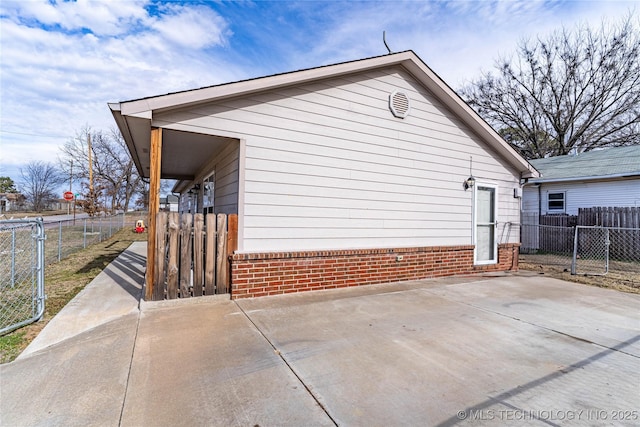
[1,256,639,426]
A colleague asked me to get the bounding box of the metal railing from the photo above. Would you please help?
[0,219,45,335]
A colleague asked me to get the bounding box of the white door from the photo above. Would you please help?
[475,185,497,264]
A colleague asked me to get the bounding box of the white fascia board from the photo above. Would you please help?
[109,104,144,176]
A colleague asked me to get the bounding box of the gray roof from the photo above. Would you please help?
[529,146,640,183]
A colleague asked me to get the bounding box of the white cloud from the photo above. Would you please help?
[150,4,231,49]
[1,0,150,36]
[0,0,636,177]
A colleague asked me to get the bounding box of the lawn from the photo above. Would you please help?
[0,227,147,363]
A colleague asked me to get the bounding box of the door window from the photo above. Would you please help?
[475,185,497,264]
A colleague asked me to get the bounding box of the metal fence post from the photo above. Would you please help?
[35,218,45,320]
[571,226,578,275]
[83,219,87,249]
[11,227,16,288]
[58,221,62,261]
[604,228,610,274]
[99,216,103,242]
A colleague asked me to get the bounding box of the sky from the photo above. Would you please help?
[0,0,637,187]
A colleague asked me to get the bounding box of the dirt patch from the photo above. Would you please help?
[519,260,640,294]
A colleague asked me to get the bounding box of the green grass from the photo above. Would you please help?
[0,218,147,364]
[0,331,27,364]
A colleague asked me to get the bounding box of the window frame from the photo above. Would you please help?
[547,192,566,212]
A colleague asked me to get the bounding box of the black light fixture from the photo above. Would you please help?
[463,155,475,190]
[464,176,476,190]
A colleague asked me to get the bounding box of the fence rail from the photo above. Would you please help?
[153,212,237,300]
[0,219,45,335]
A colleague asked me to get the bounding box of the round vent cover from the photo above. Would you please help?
[389,90,410,118]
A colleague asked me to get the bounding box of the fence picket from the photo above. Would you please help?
[153,212,167,301]
[151,211,237,300]
[205,214,216,295]
[193,214,204,297]
[167,212,180,299]
[216,214,228,294]
[179,214,193,298]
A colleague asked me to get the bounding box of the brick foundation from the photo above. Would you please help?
[230,243,519,299]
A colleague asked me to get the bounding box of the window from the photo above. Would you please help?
[548,192,565,211]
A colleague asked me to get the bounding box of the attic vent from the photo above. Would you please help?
[389,90,410,118]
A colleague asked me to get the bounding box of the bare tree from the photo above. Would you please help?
[19,161,63,212]
[59,127,141,213]
[461,14,640,159]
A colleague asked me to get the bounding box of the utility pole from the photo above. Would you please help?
[68,160,72,216]
[88,133,93,192]
[87,133,95,216]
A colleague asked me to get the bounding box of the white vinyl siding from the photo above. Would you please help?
[155,67,521,252]
[523,178,639,216]
[213,143,240,215]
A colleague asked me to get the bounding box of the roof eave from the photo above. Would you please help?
[113,50,539,179]
[399,56,539,179]
[109,102,145,178]
[119,51,417,116]
[530,172,640,184]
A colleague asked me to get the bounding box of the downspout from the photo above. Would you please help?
[537,184,542,223]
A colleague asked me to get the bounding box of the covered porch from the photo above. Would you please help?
[110,106,241,300]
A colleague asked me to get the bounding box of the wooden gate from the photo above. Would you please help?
[151,212,237,300]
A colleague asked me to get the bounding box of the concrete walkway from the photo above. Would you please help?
[1,247,639,426]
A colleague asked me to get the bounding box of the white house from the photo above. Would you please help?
[522,146,640,219]
[110,50,538,299]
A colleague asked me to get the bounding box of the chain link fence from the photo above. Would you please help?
[43,214,128,265]
[0,219,45,335]
[520,224,575,268]
[572,226,640,276]
[520,223,640,285]
[1,213,136,334]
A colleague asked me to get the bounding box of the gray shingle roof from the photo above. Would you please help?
[529,146,640,182]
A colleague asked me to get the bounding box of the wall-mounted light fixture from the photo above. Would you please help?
[463,176,476,190]
[463,155,475,190]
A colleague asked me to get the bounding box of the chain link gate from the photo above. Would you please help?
[0,218,46,335]
[572,226,610,276]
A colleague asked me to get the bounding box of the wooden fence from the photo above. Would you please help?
[520,207,640,256]
[152,212,237,300]
[577,207,640,228]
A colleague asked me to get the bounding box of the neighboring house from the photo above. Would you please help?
[110,50,538,299]
[0,193,26,213]
[522,146,640,219]
[159,194,179,212]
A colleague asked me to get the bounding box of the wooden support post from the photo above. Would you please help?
[146,127,162,301]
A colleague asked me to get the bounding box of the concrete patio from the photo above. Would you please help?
[1,243,638,426]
